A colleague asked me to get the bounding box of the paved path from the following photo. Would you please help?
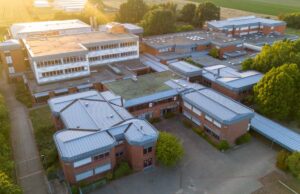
[0,74,49,194]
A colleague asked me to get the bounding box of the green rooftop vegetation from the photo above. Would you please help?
[105,71,178,100]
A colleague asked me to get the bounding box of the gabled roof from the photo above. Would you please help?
[182,88,254,124]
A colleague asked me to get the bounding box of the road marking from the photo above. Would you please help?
[278,180,299,194]
[19,170,43,180]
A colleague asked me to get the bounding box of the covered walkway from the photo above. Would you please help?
[251,113,300,152]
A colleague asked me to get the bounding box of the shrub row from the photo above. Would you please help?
[0,94,22,193]
[276,150,300,179]
[15,82,32,108]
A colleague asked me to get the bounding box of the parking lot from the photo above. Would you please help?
[92,116,279,194]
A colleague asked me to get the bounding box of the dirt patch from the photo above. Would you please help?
[221,7,276,19]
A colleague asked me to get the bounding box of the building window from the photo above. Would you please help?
[204,126,220,140]
[205,115,213,122]
[5,56,12,64]
[143,158,152,168]
[213,120,222,128]
[115,151,124,157]
[75,170,93,182]
[183,101,192,110]
[143,147,152,155]
[192,107,202,116]
[94,163,111,175]
[73,157,92,168]
[94,152,109,161]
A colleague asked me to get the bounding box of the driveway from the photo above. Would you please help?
[92,116,277,194]
[0,73,49,194]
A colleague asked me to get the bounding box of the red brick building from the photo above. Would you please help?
[49,91,158,185]
[181,88,254,145]
[207,16,286,37]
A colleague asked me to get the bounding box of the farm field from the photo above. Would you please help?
[103,0,300,16]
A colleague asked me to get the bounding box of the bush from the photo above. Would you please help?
[15,82,32,108]
[287,152,300,179]
[176,24,195,32]
[105,172,113,181]
[209,48,219,58]
[276,150,290,171]
[163,112,175,119]
[235,133,251,145]
[182,119,193,128]
[218,140,230,151]
[113,161,132,179]
[149,117,161,124]
[156,131,184,167]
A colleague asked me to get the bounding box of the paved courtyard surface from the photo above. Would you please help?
[0,73,49,194]
[92,116,279,194]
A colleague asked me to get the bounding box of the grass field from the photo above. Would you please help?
[103,0,300,17]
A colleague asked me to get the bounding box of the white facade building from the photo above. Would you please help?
[23,30,139,84]
[10,20,92,39]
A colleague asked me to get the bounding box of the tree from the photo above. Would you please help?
[242,40,300,73]
[0,171,22,194]
[276,150,290,171]
[141,8,176,35]
[209,48,219,58]
[176,24,195,32]
[253,64,300,121]
[193,2,220,28]
[180,3,196,23]
[116,0,148,23]
[156,131,184,167]
[287,152,300,179]
[279,12,300,29]
[159,1,177,14]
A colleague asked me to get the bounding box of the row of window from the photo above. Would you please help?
[75,163,112,182]
[65,66,86,74]
[184,101,222,128]
[37,56,86,68]
[63,56,86,64]
[204,126,220,140]
[88,42,137,51]
[89,51,138,62]
[94,152,109,161]
[41,70,64,78]
[37,59,62,68]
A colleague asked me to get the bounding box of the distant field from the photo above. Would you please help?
[103,0,300,17]
[189,0,300,16]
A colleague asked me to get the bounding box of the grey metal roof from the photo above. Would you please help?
[0,39,21,51]
[168,61,202,77]
[203,65,263,91]
[183,88,254,124]
[54,130,116,161]
[208,16,286,29]
[251,113,300,152]
[48,90,103,113]
[60,99,132,131]
[123,119,158,145]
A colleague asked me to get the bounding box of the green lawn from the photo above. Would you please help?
[189,0,300,16]
[29,106,59,177]
[286,28,300,36]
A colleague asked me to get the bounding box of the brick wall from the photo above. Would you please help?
[0,48,27,78]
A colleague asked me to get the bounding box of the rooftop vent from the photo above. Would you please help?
[85,102,89,107]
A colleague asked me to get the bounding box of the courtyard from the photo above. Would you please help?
[91,116,288,194]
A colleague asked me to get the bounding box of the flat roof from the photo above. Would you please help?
[183,88,254,124]
[24,31,138,57]
[10,20,90,38]
[251,113,300,152]
[26,61,146,96]
[203,65,263,91]
[143,31,241,49]
[168,61,202,77]
[208,16,285,29]
[104,71,178,100]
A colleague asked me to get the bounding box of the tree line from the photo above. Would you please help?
[242,40,300,125]
[116,0,220,35]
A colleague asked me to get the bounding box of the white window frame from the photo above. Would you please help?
[205,115,213,122]
[73,157,92,168]
[192,107,202,116]
[94,163,111,175]
[183,101,192,110]
[75,170,93,182]
[213,120,222,128]
[5,56,12,64]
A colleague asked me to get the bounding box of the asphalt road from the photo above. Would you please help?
[0,74,49,194]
